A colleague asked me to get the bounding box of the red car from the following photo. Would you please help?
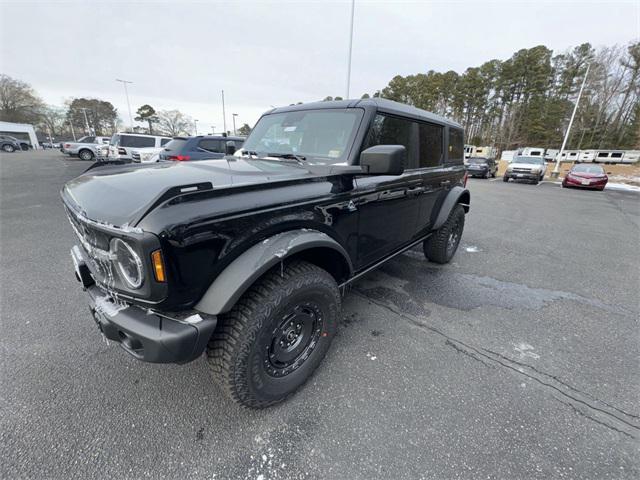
[562,164,608,190]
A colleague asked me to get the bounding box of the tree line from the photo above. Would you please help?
[1,40,637,147]
[0,74,252,139]
[369,42,639,151]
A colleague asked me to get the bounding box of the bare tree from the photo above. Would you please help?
[156,110,194,136]
[0,74,44,124]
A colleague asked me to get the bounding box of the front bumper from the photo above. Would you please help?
[564,176,607,189]
[71,245,217,364]
[505,170,542,180]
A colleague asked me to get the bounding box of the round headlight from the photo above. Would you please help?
[111,238,143,289]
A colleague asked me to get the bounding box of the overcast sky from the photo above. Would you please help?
[1,0,639,135]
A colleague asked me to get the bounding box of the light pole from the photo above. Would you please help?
[116,79,134,132]
[194,119,199,136]
[232,113,238,135]
[345,0,355,98]
[221,90,227,134]
[79,107,91,135]
[552,63,590,177]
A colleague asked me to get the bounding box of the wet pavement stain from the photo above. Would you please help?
[354,254,636,318]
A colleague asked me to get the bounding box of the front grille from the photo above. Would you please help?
[512,168,533,173]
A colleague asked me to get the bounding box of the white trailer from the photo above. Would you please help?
[544,149,559,162]
[520,147,545,157]
[594,150,625,163]
[473,146,497,159]
[501,150,516,162]
[578,150,597,162]
[622,151,640,163]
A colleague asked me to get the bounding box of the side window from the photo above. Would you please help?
[448,128,464,163]
[198,139,222,152]
[120,135,155,148]
[160,138,171,146]
[418,123,443,168]
[84,136,95,143]
[362,114,418,169]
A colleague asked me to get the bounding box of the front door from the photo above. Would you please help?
[353,172,422,268]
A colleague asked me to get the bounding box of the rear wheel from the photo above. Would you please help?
[79,149,94,161]
[2,144,15,152]
[424,204,465,264]
[207,261,340,408]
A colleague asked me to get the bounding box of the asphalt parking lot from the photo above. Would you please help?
[1,150,639,479]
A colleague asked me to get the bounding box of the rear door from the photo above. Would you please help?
[194,138,225,160]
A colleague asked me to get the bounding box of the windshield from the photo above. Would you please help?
[573,164,604,174]
[468,157,488,164]
[242,109,364,163]
[513,156,544,165]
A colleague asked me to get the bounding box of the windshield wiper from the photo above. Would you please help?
[267,153,307,164]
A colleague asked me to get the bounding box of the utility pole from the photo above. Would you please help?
[553,63,590,177]
[232,113,238,135]
[116,79,134,132]
[79,108,91,135]
[221,90,227,134]
[345,0,355,98]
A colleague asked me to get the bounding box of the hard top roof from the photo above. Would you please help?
[267,98,462,129]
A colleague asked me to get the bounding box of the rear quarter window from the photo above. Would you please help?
[120,135,155,148]
[163,139,187,152]
[448,128,464,163]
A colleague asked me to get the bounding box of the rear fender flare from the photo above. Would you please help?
[194,229,353,315]
[433,186,470,230]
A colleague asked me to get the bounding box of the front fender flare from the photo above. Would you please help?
[194,229,353,315]
[432,186,470,231]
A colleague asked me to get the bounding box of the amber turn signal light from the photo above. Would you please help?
[151,250,166,283]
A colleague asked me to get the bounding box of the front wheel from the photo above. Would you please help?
[2,144,15,152]
[423,204,465,264]
[207,261,340,408]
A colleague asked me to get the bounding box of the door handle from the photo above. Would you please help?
[440,180,451,187]
[407,186,426,196]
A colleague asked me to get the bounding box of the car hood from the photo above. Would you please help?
[509,163,544,169]
[61,157,317,227]
[568,171,605,178]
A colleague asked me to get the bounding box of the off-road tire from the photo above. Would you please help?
[206,260,340,408]
[2,144,15,152]
[79,149,94,161]
[423,204,465,264]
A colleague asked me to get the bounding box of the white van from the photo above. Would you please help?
[578,150,597,162]
[464,144,476,160]
[108,133,172,160]
[594,150,625,163]
[473,146,497,159]
[544,149,558,162]
[520,147,545,157]
[622,150,640,163]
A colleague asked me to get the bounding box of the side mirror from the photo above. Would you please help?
[225,141,237,155]
[360,145,405,175]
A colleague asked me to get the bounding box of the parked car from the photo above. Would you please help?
[62,136,111,160]
[61,98,470,408]
[108,133,171,161]
[466,157,497,178]
[0,135,29,152]
[131,147,164,163]
[562,163,608,190]
[158,135,245,162]
[503,156,546,184]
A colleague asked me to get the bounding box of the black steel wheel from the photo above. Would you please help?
[207,260,340,408]
[424,204,466,264]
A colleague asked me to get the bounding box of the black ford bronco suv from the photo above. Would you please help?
[62,98,470,408]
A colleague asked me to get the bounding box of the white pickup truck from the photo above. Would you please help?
[62,136,111,161]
